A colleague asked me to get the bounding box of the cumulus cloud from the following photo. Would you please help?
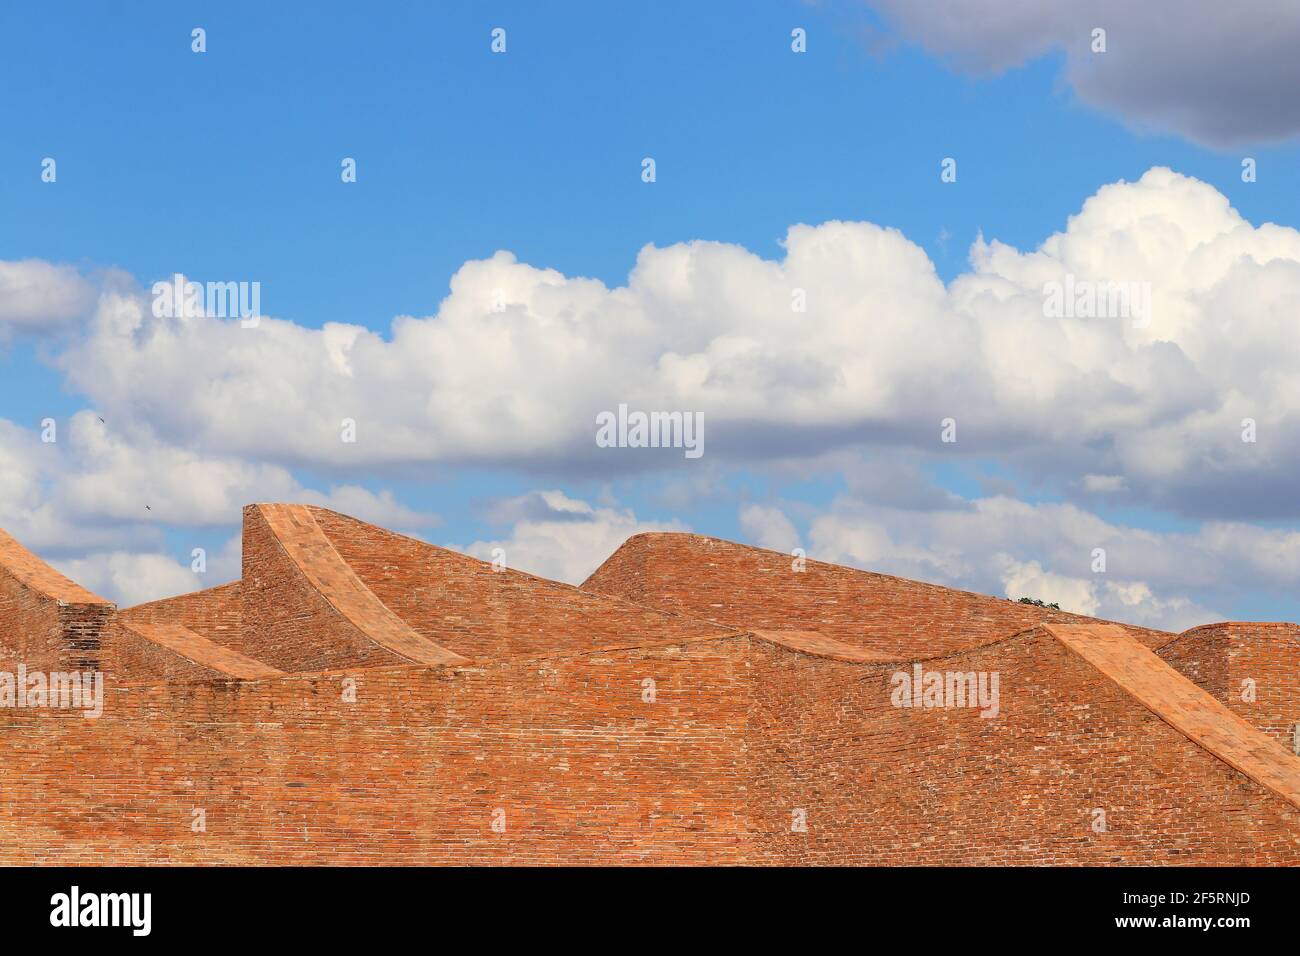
[3,157,1295,627]
[739,504,802,554]
[780,482,1299,630]
[52,551,201,608]
[0,260,95,335]
[5,411,435,532]
[38,167,1300,519]
[864,0,1300,146]
[49,533,239,607]
[454,490,685,584]
[0,412,437,603]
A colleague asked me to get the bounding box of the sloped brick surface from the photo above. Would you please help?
[583,532,1173,657]
[238,504,465,671]
[117,620,284,681]
[1046,622,1300,811]
[312,506,735,660]
[1160,622,1300,746]
[0,527,114,672]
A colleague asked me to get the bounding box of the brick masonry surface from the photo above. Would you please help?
[0,506,1297,865]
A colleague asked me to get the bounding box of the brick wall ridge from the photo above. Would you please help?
[0,526,113,606]
[584,531,1178,646]
[119,620,285,680]
[252,503,468,666]
[303,503,733,633]
[1173,620,1300,638]
[1156,621,1300,659]
[741,623,1102,666]
[1043,621,1300,811]
[582,529,657,588]
[743,624,1078,665]
[746,628,914,663]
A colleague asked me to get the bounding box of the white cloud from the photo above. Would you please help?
[1000,560,1101,617]
[739,504,802,553]
[863,0,1300,146]
[52,551,198,608]
[33,167,1300,520]
[3,411,435,532]
[1,166,1299,622]
[0,260,95,334]
[0,413,436,604]
[454,490,685,584]
[51,534,240,608]
[1081,474,1126,493]
[790,487,1279,630]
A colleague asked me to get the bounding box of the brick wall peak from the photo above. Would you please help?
[582,529,1176,658]
[0,526,113,606]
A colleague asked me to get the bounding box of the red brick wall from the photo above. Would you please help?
[0,572,112,672]
[0,639,753,865]
[2,629,1295,865]
[0,572,65,671]
[1157,625,1229,700]
[583,533,1172,657]
[120,581,242,645]
[313,508,733,660]
[238,505,410,671]
[103,622,232,683]
[1162,623,1300,747]
[745,630,1300,865]
[106,583,247,681]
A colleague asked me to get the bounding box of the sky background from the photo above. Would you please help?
[3,0,1300,629]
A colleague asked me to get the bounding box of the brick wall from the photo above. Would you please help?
[0,639,753,865]
[583,533,1172,657]
[104,622,230,683]
[2,512,1297,866]
[313,507,734,659]
[119,581,242,645]
[3,628,1296,865]
[105,582,245,681]
[745,629,1300,865]
[237,505,413,671]
[1161,623,1300,747]
[0,573,66,671]
[0,568,113,673]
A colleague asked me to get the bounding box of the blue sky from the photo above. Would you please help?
[4,1,1300,628]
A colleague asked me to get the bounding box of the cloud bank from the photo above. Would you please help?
[3,167,1298,625]
[33,167,1300,520]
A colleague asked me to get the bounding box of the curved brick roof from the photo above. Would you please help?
[254,504,467,667]
[0,527,111,606]
[308,506,734,661]
[1163,620,1300,650]
[583,531,1173,657]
